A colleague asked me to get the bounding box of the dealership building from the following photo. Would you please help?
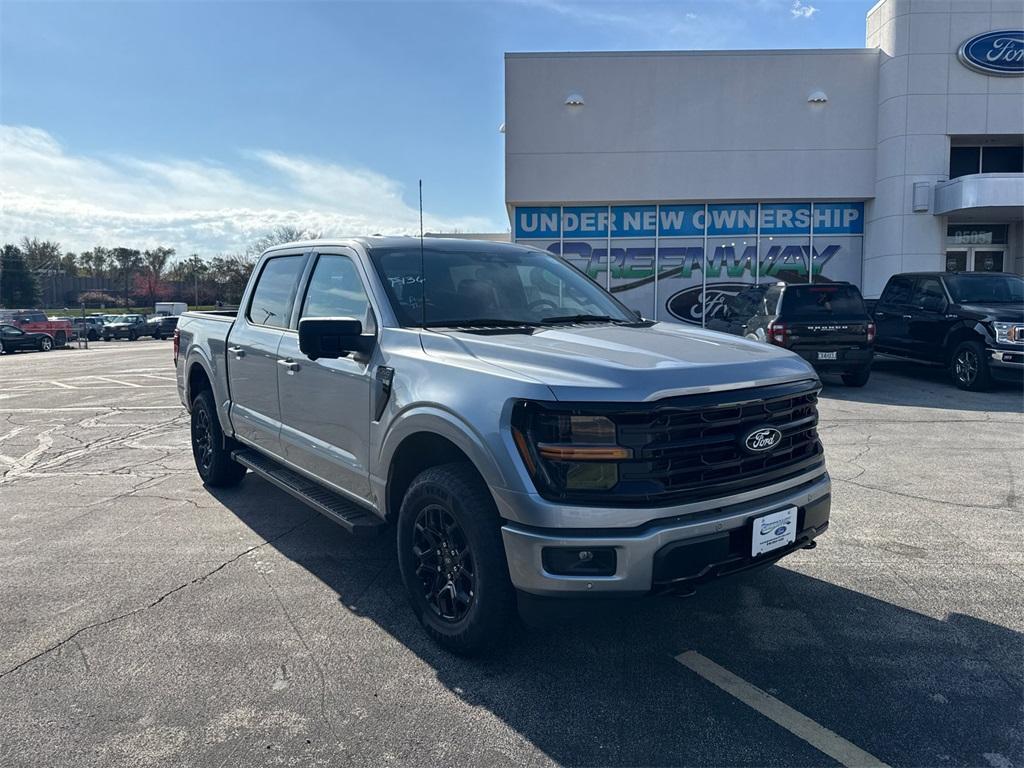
[503,0,1024,324]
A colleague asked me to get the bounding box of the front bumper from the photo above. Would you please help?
[501,472,830,596]
[987,347,1024,380]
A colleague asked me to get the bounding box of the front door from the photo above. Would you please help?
[873,275,914,353]
[277,250,375,502]
[228,252,308,457]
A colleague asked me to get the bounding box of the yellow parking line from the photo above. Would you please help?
[675,651,890,768]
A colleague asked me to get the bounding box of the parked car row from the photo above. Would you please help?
[705,271,1023,391]
[0,310,180,354]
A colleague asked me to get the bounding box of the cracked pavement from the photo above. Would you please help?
[0,343,1022,767]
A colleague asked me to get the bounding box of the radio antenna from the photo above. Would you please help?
[419,179,426,328]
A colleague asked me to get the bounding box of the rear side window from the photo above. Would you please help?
[880,277,913,305]
[247,255,305,328]
[780,284,866,317]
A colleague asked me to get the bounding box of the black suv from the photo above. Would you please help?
[144,315,179,340]
[707,281,874,386]
[873,272,1024,391]
[102,314,155,341]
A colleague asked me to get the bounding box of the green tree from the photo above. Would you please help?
[0,244,40,307]
[20,237,63,272]
[110,247,143,307]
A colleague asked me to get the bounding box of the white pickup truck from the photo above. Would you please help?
[175,237,830,653]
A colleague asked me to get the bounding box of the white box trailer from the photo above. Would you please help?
[154,302,187,316]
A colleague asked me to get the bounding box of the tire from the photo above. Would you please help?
[841,367,871,387]
[397,462,517,655]
[54,331,67,347]
[950,340,992,391]
[103,335,111,342]
[128,330,137,341]
[190,389,246,487]
[156,332,165,341]
[88,330,98,341]
[38,336,53,352]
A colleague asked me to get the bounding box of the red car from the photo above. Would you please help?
[0,310,74,347]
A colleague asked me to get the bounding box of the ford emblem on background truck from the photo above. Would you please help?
[958,30,1024,76]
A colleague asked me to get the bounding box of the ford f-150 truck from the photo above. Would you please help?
[175,237,830,653]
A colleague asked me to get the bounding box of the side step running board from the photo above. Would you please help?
[232,449,385,537]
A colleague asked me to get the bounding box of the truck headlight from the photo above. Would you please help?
[511,404,631,495]
[992,322,1020,344]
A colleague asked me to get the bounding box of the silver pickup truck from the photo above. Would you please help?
[175,237,830,653]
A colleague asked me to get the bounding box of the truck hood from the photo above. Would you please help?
[424,322,817,402]
[953,303,1024,323]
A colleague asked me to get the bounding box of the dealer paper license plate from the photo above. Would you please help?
[817,351,838,360]
[751,507,797,557]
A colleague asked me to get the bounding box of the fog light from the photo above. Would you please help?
[542,547,616,576]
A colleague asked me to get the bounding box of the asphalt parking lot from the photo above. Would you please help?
[0,341,1021,768]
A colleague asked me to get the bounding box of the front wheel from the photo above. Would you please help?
[190,389,247,487]
[38,336,54,352]
[841,367,871,387]
[950,340,992,391]
[397,463,516,655]
[128,330,137,341]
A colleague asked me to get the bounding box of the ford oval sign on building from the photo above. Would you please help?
[958,30,1024,76]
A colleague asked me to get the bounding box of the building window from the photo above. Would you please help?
[949,145,1024,178]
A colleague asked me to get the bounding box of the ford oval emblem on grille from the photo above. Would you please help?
[743,427,783,453]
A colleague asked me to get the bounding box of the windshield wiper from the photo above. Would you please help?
[424,318,540,329]
[538,313,616,325]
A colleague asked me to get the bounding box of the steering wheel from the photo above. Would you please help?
[526,299,559,313]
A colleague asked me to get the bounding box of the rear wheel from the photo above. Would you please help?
[397,462,516,655]
[190,389,246,487]
[841,367,871,387]
[950,340,992,391]
[38,336,53,352]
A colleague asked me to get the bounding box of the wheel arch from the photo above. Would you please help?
[943,322,987,360]
[379,411,506,524]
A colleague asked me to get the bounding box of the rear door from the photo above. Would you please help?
[873,276,914,353]
[227,251,309,457]
[276,248,375,501]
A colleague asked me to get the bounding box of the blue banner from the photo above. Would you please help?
[514,202,864,238]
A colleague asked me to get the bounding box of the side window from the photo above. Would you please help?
[247,255,305,328]
[301,254,375,332]
[2,326,22,337]
[911,278,945,307]
[880,278,913,306]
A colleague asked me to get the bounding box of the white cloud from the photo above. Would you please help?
[790,0,818,19]
[0,125,498,256]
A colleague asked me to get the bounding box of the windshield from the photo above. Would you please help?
[945,274,1024,304]
[368,245,637,327]
[781,284,866,317]
[112,315,138,323]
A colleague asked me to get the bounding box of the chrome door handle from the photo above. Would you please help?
[277,358,300,372]
[228,346,245,357]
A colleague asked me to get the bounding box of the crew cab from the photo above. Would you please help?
[0,310,73,347]
[873,272,1024,390]
[707,281,875,387]
[175,238,831,652]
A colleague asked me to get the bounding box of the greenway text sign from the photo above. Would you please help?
[958,30,1024,76]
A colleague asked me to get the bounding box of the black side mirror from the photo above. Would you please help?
[299,317,375,361]
[921,295,944,313]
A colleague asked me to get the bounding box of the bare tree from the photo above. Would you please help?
[245,226,321,260]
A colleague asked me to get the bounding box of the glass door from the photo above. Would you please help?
[971,250,1004,273]
[945,250,968,271]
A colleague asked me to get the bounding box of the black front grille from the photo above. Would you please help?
[613,382,822,505]
[534,380,824,507]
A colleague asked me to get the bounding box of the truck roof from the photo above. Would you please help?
[264,236,529,255]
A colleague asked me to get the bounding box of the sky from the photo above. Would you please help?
[0,0,873,258]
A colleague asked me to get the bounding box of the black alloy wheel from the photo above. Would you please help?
[192,404,215,477]
[951,340,992,391]
[413,504,476,622]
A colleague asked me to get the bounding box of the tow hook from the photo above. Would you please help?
[802,540,817,550]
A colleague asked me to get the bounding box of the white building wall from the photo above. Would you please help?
[505,49,880,206]
[863,0,1024,296]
